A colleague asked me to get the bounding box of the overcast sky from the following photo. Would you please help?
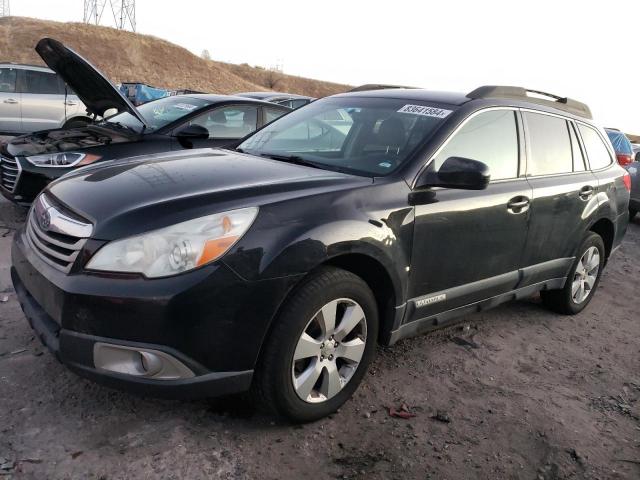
[11,0,640,133]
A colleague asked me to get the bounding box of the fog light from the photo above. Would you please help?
[93,343,195,380]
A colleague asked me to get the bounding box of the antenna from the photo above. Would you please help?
[83,0,136,32]
[0,0,10,17]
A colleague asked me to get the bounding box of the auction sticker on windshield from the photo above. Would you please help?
[398,104,452,118]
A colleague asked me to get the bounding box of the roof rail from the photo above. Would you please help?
[466,85,592,119]
[349,84,417,92]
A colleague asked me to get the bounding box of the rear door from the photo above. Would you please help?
[407,108,532,321]
[518,111,598,286]
[19,68,67,132]
[0,67,22,133]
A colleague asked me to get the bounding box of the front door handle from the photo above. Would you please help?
[579,186,594,200]
[3,98,18,104]
[507,196,530,214]
[64,100,77,106]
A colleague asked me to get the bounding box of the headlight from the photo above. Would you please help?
[26,152,101,167]
[86,207,258,278]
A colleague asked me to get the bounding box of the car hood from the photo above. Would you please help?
[46,149,371,240]
[6,125,134,157]
[35,38,148,126]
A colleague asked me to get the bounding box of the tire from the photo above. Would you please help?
[252,266,378,423]
[541,232,605,315]
[63,118,90,129]
[630,209,638,221]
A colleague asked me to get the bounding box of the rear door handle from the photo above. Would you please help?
[579,186,594,200]
[3,98,18,104]
[507,196,530,214]
[64,100,77,106]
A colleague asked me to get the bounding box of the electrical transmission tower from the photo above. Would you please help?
[83,0,136,32]
[0,0,10,17]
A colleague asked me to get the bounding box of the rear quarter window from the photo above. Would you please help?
[579,125,613,170]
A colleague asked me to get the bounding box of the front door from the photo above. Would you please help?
[0,67,21,133]
[408,108,531,322]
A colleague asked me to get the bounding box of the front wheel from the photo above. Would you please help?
[252,267,378,422]
[630,209,638,221]
[541,232,605,315]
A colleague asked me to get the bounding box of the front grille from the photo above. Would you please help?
[0,155,21,192]
[25,195,92,274]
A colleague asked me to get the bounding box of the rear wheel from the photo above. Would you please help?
[252,267,378,423]
[541,232,605,314]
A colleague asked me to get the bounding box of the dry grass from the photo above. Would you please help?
[0,16,350,97]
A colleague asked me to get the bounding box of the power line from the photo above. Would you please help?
[83,0,136,31]
[0,0,10,17]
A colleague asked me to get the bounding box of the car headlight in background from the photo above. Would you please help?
[86,207,259,278]
[26,152,102,167]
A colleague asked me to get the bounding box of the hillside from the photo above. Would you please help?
[0,16,350,97]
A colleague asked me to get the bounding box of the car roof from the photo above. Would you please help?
[0,62,53,73]
[234,91,313,100]
[332,86,593,121]
[180,94,292,107]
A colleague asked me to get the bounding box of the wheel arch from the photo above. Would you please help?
[588,217,614,262]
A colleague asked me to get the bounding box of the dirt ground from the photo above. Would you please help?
[1,196,639,480]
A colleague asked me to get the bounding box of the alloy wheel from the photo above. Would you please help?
[291,298,367,403]
[571,246,600,304]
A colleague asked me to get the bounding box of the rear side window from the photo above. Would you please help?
[433,110,519,181]
[0,68,17,93]
[264,107,287,123]
[578,125,613,170]
[568,122,586,172]
[524,112,572,176]
[23,70,62,94]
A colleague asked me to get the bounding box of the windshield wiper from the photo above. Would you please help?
[101,121,139,134]
[259,153,324,170]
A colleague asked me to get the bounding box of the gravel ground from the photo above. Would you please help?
[1,196,639,480]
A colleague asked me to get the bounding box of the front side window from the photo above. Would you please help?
[524,112,572,176]
[0,68,17,93]
[23,70,62,94]
[579,125,613,170]
[239,97,453,176]
[433,110,519,181]
[189,105,258,139]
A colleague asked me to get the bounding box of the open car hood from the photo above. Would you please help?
[35,38,148,128]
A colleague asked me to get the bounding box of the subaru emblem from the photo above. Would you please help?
[39,209,51,230]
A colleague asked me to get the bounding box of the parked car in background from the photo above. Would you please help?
[605,128,634,166]
[605,128,640,219]
[0,62,89,134]
[234,91,314,109]
[0,38,290,205]
[119,82,170,106]
[11,84,629,422]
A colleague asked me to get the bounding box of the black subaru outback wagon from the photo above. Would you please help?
[11,85,630,422]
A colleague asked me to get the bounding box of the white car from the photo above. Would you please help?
[0,63,89,134]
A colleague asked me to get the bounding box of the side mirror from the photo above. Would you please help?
[417,156,491,190]
[175,124,209,148]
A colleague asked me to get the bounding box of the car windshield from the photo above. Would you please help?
[103,96,213,133]
[238,97,453,176]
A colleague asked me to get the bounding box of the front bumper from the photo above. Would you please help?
[11,227,300,398]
